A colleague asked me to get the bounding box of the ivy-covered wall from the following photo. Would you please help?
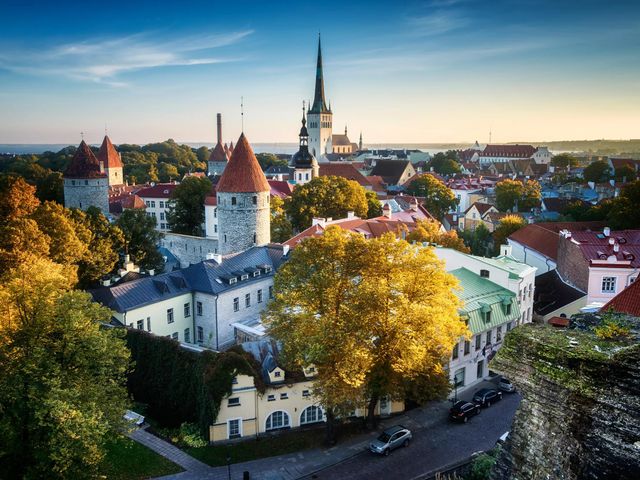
[126,330,265,435]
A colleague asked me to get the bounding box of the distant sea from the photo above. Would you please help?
[0,142,471,155]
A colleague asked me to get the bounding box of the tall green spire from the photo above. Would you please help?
[309,34,330,114]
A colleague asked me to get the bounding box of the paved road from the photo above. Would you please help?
[307,393,521,480]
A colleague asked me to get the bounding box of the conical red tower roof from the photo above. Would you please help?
[229,141,234,153]
[216,133,269,193]
[224,143,230,156]
[97,135,123,168]
[64,140,106,179]
[208,142,228,162]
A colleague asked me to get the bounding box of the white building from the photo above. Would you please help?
[136,183,179,232]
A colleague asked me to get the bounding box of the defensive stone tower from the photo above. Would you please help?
[63,140,109,215]
[97,135,123,186]
[216,133,270,255]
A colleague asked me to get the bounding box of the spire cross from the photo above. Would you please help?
[80,131,85,140]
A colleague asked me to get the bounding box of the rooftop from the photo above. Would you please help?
[216,133,270,193]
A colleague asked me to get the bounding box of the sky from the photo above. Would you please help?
[1,0,639,145]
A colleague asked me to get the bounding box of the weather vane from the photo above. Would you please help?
[241,96,244,132]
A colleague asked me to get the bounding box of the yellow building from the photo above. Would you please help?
[209,340,404,442]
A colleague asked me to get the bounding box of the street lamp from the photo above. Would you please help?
[226,450,232,480]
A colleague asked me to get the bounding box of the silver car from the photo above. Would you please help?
[498,377,516,393]
[369,425,412,456]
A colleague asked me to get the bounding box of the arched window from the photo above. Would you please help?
[265,411,290,431]
[300,405,324,425]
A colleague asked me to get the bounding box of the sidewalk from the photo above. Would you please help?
[143,379,499,480]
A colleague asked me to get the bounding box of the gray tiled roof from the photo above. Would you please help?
[90,245,288,313]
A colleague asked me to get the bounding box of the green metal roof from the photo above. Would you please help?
[451,268,520,334]
[469,254,535,279]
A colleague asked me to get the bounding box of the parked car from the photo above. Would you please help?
[498,377,516,393]
[449,401,481,423]
[369,425,412,456]
[473,388,503,407]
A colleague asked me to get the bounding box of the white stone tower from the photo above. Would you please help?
[63,140,109,215]
[307,35,332,160]
[216,133,271,255]
[97,135,123,186]
[290,103,319,185]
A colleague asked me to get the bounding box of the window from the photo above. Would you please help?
[497,326,502,342]
[274,371,281,378]
[136,320,144,330]
[302,390,310,397]
[601,277,616,293]
[484,311,492,323]
[232,376,238,384]
[453,368,465,387]
[197,326,204,343]
[228,397,240,407]
[280,393,288,400]
[233,297,239,312]
[506,303,512,316]
[231,197,237,206]
[159,201,164,208]
[464,340,470,355]
[167,308,174,324]
[507,322,513,332]
[476,360,484,379]
[267,395,275,402]
[257,289,263,303]
[245,293,251,308]
[452,343,459,360]
[252,196,257,205]
[269,286,273,299]
[160,212,165,221]
[480,269,490,278]
[150,201,156,208]
[265,411,290,431]
[172,332,178,341]
[475,335,481,350]
[529,284,533,298]
[146,317,151,331]
[197,301,203,316]
[300,406,323,425]
[160,223,166,229]
[228,419,241,439]
[184,328,190,343]
[184,303,190,317]
[486,330,492,344]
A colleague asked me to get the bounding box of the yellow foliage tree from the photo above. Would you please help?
[265,226,468,440]
[406,219,470,253]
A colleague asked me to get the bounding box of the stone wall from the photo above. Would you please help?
[490,324,640,480]
[63,178,109,215]
[217,191,270,255]
[160,233,218,268]
[557,234,589,292]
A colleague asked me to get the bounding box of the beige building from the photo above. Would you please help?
[210,340,404,443]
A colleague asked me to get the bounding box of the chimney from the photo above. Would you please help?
[382,203,392,219]
[347,211,356,219]
[99,160,105,173]
[613,243,619,253]
[212,253,223,264]
[410,198,419,211]
[282,244,290,256]
[609,179,615,187]
[604,227,610,237]
[500,244,513,257]
[608,237,614,245]
[148,269,155,276]
[312,217,326,227]
[216,113,222,145]
[588,181,595,189]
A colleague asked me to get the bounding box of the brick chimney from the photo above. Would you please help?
[216,113,222,145]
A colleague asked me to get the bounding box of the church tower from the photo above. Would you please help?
[290,103,319,185]
[63,140,109,215]
[216,133,271,255]
[307,35,332,160]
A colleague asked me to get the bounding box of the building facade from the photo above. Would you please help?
[136,183,178,232]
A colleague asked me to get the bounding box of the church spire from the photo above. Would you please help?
[309,34,329,114]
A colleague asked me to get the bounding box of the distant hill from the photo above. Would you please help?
[510,139,640,157]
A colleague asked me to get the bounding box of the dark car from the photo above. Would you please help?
[369,425,412,456]
[473,388,503,407]
[449,400,481,423]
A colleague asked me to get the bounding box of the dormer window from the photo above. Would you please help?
[229,277,237,285]
[241,274,249,281]
[480,269,490,278]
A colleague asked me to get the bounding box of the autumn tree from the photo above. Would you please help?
[285,176,369,231]
[405,174,458,220]
[265,227,467,440]
[270,195,293,243]
[167,176,212,236]
[0,257,130,479]
[492,215,527,255]
[32,201,89,266]
[406,219,469,253]
[116,209,164,272]
[583,160,611,183]
[495,179,541,212]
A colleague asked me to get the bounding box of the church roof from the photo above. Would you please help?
[332,134,351,146]
[208,142,228,163]
[216,133,270,193]
[64,140,106,179]
[97,135,123,168]
[308,36,330,114]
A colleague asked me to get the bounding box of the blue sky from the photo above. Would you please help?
[1,0,639,144]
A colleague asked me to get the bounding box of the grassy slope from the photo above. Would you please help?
[99,436,183,480]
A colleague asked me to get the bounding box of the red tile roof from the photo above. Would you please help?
[109,193,145,214]
[64,140,106,179]
[204,195,217,206]
[480,144,537,158]
[208,142,228,162]
[319,163,371,188]
[466,202,496,217]
[568,229,640,268]
[136,183,179,199]
[600,280,640,316]
[365,175,386,192]
[97,135,123,168]
[216,133,270,193]
[268,180,294,198]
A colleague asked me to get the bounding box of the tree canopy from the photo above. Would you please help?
[492,215,527,255]
[495,179,541,212]
[285,176,369,231]
[406,219,469,253]
[116,209,164,272]
[0,257,130,479]
[551,153,578,170]
[265,227,467,439]
[405,174,458,220]
[583,160,611,183]
[166,176,212,236]
[270,195,293,243]
[429,151,462,175]
[256,153,288,171]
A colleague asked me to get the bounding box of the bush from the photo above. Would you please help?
[466,450,498,480]
[178,423,208,448]
[594,318,631,340]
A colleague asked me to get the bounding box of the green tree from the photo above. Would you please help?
[255,153,287,171]
[606,180,640,229]
[551,153,578,170]
[614,165,636,182]
[405,174,458,220]
[166,176,212,236]
[430,151,462,175]
[0,257,130,479]
[520,179,542,211]
[493,215,527,255]
[583,160,611,183]
[196,146,210,163]
[495,179,523,212]
[32,201,89,266]
[285,176,369,231]
[270,195,293,243]
[265,227,466,440]
[158,162,180,183]
[116,209,164,272]
[461,223,491,256]
[365,190,382,218]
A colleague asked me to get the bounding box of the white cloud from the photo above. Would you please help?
[408,10,470,36]
[0,30,252,87]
